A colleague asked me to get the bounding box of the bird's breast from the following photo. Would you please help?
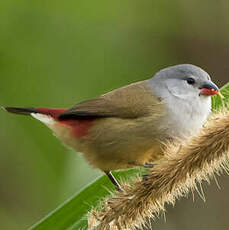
[159,95,211,139]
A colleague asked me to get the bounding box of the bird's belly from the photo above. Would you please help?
[78,139,163,171]
[73,117,163,171]
[49,116,164,171]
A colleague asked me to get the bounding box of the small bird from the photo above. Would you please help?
[3,64,222,191]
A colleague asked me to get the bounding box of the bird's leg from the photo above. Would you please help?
[105,171,123,192]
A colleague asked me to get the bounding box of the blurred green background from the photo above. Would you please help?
[0,1,229,229]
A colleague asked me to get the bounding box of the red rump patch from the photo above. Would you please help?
[36,107,93,137]
[60,119,94,137]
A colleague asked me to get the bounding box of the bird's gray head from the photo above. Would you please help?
[149,64,219,100]
[148,64,221,139]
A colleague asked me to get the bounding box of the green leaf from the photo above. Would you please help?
[29,168,146,230]
[212,83,229,110]
[29,83,229,230]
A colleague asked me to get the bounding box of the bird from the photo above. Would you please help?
[3,64,222,191]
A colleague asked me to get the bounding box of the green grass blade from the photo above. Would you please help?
[212,83,229,110]
[29,83,229,230]
[29,168,144,230]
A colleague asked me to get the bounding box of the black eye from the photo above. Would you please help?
[187,78,195,85]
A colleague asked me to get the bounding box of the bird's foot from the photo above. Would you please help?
[142,174,148,181]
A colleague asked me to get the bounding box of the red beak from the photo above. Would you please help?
[199,82,223,98]
[200,88,218,96]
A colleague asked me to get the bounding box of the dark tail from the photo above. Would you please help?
[2,107,39,115]
[2,106,67,119]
